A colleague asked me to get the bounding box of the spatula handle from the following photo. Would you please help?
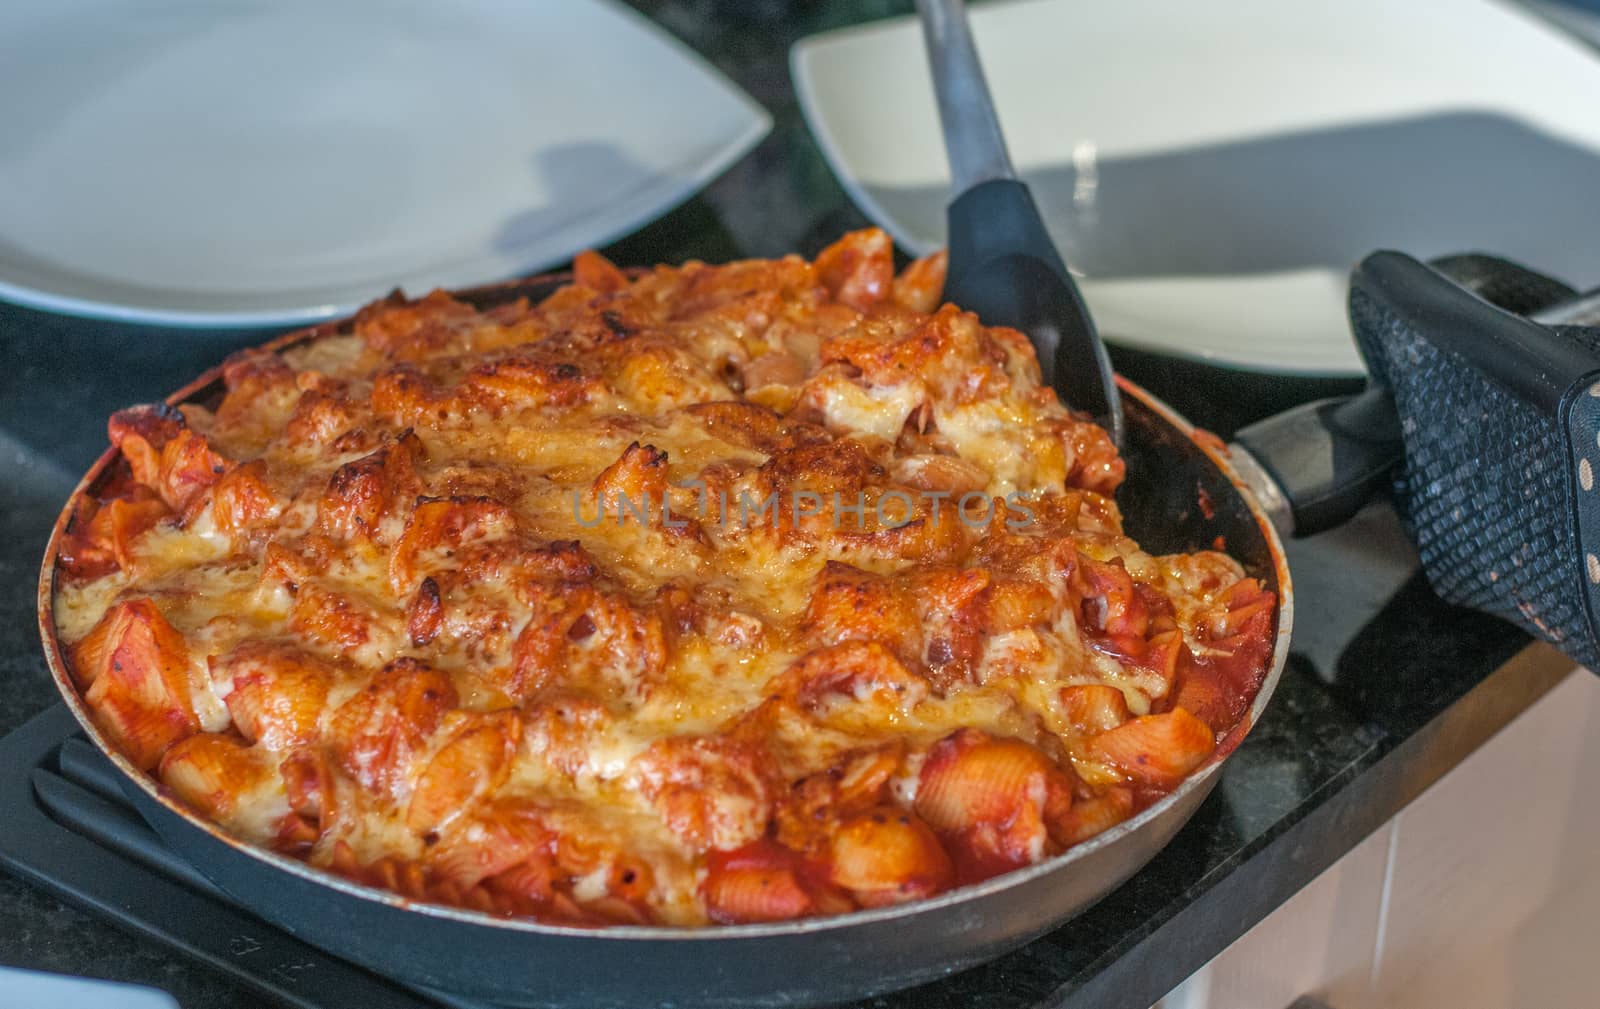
[915,0,1016,192]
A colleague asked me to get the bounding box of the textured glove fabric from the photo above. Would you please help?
[1350,255,1599,668]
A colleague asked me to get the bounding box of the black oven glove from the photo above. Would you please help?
[1347,251,1600,669]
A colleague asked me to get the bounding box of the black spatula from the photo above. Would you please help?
[915,0,1124,446]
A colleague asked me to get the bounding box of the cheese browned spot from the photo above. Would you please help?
[55,230,1274,927]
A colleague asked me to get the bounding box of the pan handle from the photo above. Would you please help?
[1231,254,1590,538]
[1230,251,1600,669]
[1231,386,1401,538]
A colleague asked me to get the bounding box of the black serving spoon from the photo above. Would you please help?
[915,0,1124,446]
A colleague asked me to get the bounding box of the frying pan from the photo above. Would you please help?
[35,272,1295,1009]
[36,57,1600,1009]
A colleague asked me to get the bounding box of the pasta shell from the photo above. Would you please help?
[486,857,560,910]
[704,865,813,923]
[587,442,670,523]
[279,747,333,825]
[980,578,1058,636]
[631,734,776,851]
[1138,629,1185,690]
[813,228,894,311]
[105,494,172,573]
[56,497,118,581]
[407,711,521,834]
[914,730,1076,875]
[206,459,282,533]
[326,658,457,798]
[353,289,475,357]
[85,684,198,773]
[272,812,320,854]
[583,895,653,926]
[427,798,552,889]
[72,599,190,700]
[573,250,630,293]
[889,453,988,494]
[800,563,922,661]
[155,428,231,513]
[770,641,929,714]
[1059,685,1131,735]
[1053,786,1135,847]
[313,434,422,542]
[834,743,906,810]
[59,491,171,580]
[1083,708,1216,789]
[1214,579,1276,640]
[218,642,332,749]
[827,807,953,907]
[1169,661,1242,733]
[914,729,1073,835]
[775,743,909,858]
[67,610,119,691]
[703,843,816,924]
[388,496,516,594]
[1077,558,1149,638]
[159,733,279,822]
[74,599,200,769]
[892,249,949,314]
[107,404,185,489]
[104,406,232,513]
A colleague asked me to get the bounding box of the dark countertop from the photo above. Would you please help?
[0,3,1578,1008]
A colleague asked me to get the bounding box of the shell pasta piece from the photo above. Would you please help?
[915,730,1077,878]
[827,808,954,906]
[71,599,201,769]
[1082,708,1218,789]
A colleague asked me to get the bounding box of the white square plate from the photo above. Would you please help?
[0,0,770,326]
[793,0,1600,374]
[0,966,177,1009]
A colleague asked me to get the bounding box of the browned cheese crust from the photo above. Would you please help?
[55,230,1275,926]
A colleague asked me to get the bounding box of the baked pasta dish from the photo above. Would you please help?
[52,229,1275,926]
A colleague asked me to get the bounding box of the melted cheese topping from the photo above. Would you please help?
[54,231,1273,927]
